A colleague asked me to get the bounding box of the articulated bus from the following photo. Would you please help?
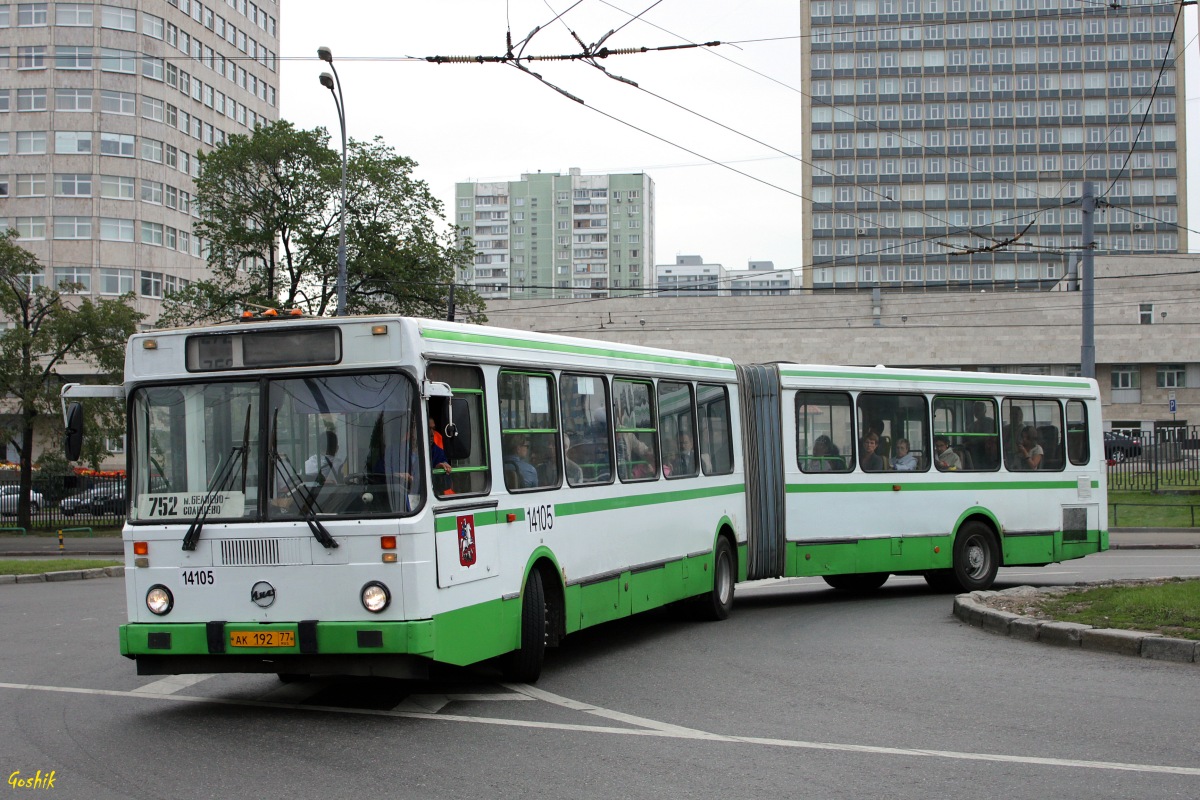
[62,315,1106,682]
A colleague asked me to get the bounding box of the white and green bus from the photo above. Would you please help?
[62,315,1106,682]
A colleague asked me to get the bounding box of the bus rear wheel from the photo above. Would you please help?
[930,521,999,592]
[502,569,546,683]
[822,572,889,593]
[694,537,735,621]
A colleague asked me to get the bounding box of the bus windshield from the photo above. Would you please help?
[129,373,421,523]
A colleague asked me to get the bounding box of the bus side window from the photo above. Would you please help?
[499,370,561,491]
[659,380,697,478]
[797,391,854,473]
[1066,399,1089,466]
[614,379,658,481]
[427,363,490,497]
[698,384,733,475]
[560,373,613,486]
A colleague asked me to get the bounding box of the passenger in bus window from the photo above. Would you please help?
[503,437,538,489]
[891,438,918,471]
[562,433,584,485]
[1015,425,1043,470]
[934,436,961,471]
[304,431,345,485]
[806,435,841,471]
[859,432,884,472]
[672,431,702,476]
[630,439,658,479]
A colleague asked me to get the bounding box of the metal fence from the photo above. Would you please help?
[0,476,125,530]
[1106,424,1200,492]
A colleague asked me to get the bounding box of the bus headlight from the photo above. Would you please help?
[361,581,391,613]
[146,585,174,616]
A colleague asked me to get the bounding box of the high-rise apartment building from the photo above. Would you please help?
[0,0,280,320]
[801,0,1186,291]
[455,168,655,299]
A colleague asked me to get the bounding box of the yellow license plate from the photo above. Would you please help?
[229,630,295,648]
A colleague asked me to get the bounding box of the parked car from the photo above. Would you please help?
[59,485,126,517]
[0,484,44,514]
[1104,431,1143,462]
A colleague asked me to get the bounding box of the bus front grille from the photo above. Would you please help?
[218,537,307,566]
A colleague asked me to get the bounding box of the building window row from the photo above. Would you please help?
[0,9,277,109]
[810,180,1179,204]
[811,0,1170,18]
[809,232,1178,259]
[18,264,193,300]
[2,214,204,256]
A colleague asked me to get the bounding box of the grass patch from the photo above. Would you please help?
[1034,578,1200,640]
[0,558,122,576]
[1108,490,1200,528]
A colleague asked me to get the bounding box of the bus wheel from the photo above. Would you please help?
[951,521,999,592]
[822,573,889,593]
[695,538,735,621]
[503,569,546,683]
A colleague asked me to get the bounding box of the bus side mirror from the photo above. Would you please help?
[64,402,84,461]
[444,397,472,460]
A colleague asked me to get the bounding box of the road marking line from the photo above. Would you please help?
[130,674,215,695]
[393,692,535,714]
[502,683,725,739]
[1,681,1198,777]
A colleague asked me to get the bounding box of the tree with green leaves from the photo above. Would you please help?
[0,231,143,528]
[157,120,482,326]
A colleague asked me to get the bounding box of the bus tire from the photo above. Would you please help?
[503,569,546,683]
[695,538,735,621]
[950,521,999,592]
[822,572,889,593]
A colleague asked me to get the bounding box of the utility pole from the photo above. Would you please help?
[1080,181,1096,379]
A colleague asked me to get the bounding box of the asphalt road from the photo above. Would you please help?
[2,551,1199,800]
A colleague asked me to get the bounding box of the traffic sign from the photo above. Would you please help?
[1169,391,1177,414]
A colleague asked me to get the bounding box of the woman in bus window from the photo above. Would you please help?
[1015,425,1043,470]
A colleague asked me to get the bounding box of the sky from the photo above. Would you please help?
[276,1,1200,278]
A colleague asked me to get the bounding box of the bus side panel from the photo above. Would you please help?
[430,596,517,666]
[577,575,629,629]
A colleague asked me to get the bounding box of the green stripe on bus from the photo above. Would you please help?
[421,328,737,371]
[786,479,1100,493]
[433,484,744,530]
[555,483,745,516]
[434,507,525,533]
[779,368,1088,390]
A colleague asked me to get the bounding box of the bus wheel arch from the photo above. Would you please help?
[927,513,1001,592]
[502,557,564,683]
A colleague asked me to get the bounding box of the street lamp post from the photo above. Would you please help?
[318,46,348,316]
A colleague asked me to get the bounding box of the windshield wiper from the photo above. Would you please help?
[270,409,338,549]
[182,406,253,551]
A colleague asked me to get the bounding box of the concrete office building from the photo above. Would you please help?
[729,260,798,295]
[800,0,1186,291]
[455,169,655,300]
[0,0,281,322]
[656,254,727,296]
[656,256,801,296]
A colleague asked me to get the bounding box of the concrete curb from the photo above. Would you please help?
[0,565,124,586]
[954,586,1199,664]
